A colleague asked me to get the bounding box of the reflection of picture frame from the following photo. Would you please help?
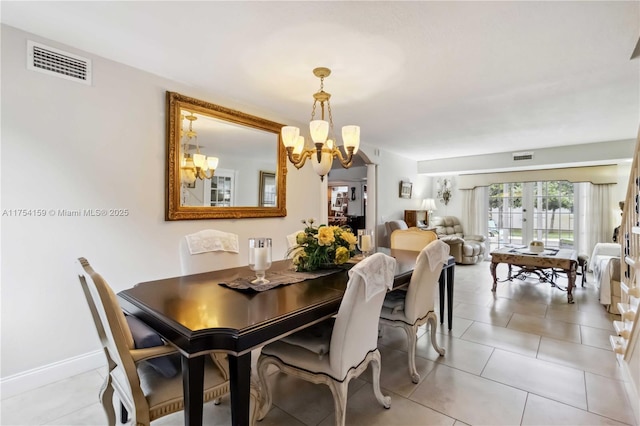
[399,181,412,199]
[259,171,276,207]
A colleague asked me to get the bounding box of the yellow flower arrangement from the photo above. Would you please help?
[289,218,357,272]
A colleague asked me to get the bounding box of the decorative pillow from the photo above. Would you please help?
[125,315,179,378]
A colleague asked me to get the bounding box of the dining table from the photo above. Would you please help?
[117,248,455,426]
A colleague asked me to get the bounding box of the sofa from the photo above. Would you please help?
[431,216,486,264]
[589,243,622,314]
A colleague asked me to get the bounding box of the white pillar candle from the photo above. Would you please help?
[254,247,268,270]
[360,235,372,252]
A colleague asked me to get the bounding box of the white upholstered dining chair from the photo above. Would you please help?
[76,257,236,426]
[256,253,396,426]
[379,240,449,383]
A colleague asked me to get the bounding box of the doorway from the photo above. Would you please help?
[327,151,374,232]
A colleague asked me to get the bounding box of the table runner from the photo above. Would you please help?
[219,268,347,292]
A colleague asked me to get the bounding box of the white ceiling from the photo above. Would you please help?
[2,1,639,163]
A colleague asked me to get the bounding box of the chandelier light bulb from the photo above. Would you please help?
[293,136,305,156]
[192,153,206,168]
[207,157,219,170]
[309,120,329,143]
[342,125,360,153]
[281,126,300,148]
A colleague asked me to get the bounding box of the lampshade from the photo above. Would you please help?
[281,126,299,148]
[422,198,437,211]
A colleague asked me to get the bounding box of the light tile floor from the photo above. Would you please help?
[2,261,638,425]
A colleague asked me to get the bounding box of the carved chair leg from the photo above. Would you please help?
[370,351,391,409]
[98,375,116,426]
[428,313,445,357]
[402,323,420,384]
[328,379,350,426]
[256,356,276,421]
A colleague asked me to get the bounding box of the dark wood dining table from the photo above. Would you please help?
[118,248,455,426]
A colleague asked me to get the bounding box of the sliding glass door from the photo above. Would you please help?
[489,181,574,251]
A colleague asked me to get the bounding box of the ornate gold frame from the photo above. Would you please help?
[166,91,287,220]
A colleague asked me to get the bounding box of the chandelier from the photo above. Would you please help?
[281,67,360,181]
[180,112,219,186]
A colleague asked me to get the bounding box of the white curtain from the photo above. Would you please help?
[576,182,614,258]
[462,186,489,257]
[461,186,489,230]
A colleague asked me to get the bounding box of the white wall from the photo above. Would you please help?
[0,25,323,393]
[375,150,431,247]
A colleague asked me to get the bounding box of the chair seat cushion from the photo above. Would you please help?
[261,337,336,379]
[382,291,406,313]
[111,355,227,419]
[279,318,335,358]
[126,315,179,378]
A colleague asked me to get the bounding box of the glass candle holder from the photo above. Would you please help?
[248,237,272,284]
[357,229,374,257]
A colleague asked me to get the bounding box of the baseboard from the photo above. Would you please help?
[0,350,104,399]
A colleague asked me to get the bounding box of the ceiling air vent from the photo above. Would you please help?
[513,151,534,161]
[27,40,92,85]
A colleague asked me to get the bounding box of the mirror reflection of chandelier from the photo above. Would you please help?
[281,67,360,181]
[180,113,219,185]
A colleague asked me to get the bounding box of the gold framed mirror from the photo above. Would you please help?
[166,91,287,220]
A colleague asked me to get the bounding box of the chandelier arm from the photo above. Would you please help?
[286,147,314,169]
[332,146,355,169]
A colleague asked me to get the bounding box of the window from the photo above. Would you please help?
[489,181,574,251]
[205,169,236,207]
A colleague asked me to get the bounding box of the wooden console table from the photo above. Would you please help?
[490,246,578,303]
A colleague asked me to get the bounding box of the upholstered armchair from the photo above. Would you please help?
[384,220,409,247]
[431,216,486,264]
[589,243,622,313]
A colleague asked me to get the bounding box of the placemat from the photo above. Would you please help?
[219,268,346,293]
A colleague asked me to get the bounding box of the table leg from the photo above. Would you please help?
[439,271,445,327]
[182,355,205,426]
[566,262,577,304]
[229,352,252,426]
[446,265,455,331]
[490,261,498,292]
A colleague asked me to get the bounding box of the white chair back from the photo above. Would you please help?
[330,253,395,379]
[390,229,437,251]
[179,236,240,274]
[404,240,449,322]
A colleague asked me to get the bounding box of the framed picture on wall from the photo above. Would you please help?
[399,181,412,199]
